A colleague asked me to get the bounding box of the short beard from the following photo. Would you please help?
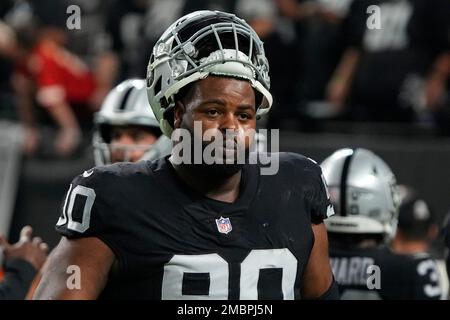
[187,161,245,179]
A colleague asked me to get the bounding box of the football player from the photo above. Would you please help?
[322,148,444,299]
[392,187,449,297]
[443,214,450,289]
[34,11,337,300]
[392,186,438,255]
[92,78,172,165]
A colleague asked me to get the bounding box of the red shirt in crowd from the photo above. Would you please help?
[18,39,96,105]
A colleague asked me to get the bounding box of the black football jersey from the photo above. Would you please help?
[55,153,334,299]
[445,219,450,250]
[330,246,443,300]
[444,219,450,281]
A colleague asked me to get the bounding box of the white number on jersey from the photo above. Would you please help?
[57,184,96,233]
[161,249,298,300]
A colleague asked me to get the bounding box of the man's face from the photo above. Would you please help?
[174,76,257,163]
[110,125,157,163]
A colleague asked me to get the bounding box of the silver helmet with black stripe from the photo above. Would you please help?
[146,10,273,137]
[320,148,400,240]
[93,79,171,165]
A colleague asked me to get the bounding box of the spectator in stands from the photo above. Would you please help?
[62,0,118,110]
[0,20,16,118]
[430,52,450,136]
[327,0,450,124]
[104,0,185,81]
[0,226,48,300]
[3,10,103,157]
[269,0,353,129]
[235,0,298,129]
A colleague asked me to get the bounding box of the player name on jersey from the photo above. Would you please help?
[330,256,377,287]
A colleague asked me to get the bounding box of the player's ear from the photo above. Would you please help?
[173,101,186,129]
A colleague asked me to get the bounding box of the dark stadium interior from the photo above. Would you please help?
[0,0,449,300]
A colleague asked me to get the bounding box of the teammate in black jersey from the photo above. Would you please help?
[322,148,443,299]
[444,216,450,286]
[34,10,337,300]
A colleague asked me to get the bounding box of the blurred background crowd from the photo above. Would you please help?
[0,0,449,298]
[1,0,449,141]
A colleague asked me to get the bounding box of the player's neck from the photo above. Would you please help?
[203,171,242,203]
[392,238,429,254]
[169,158,242,203]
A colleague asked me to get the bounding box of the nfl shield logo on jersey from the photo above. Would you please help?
[215,217,232,234]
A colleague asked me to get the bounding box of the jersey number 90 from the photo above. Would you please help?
[56,185,299,300]
[162,249,298,300]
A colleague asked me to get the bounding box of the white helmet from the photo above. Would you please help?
[321,148,400,240]
[93,79,171,165]
[146,10,273,137]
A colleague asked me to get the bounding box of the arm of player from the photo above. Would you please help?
[301,222,335,299]
[326,47,360,111]
[33,237,115,300]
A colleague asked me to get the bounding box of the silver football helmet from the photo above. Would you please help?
[146,10,273,137]
[321,148,400,240]
[93,79,172,166]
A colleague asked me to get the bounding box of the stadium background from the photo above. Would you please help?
[0,0,449,271]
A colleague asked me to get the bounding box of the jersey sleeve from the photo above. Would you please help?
[308,159,335,224]
[55,168,112,239]
[287,153,335,224]
[55,162,153,273]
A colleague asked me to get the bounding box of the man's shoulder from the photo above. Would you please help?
[250,152,320,180]
[378,249,436,278]
[389,251,437,271]
[57,160,164,239]
[379,250,443,299]
[277,152,322,175]
[98,160,152,176]
[70,160,154,191]
[278,152,319,165]
[330,245,383,259]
